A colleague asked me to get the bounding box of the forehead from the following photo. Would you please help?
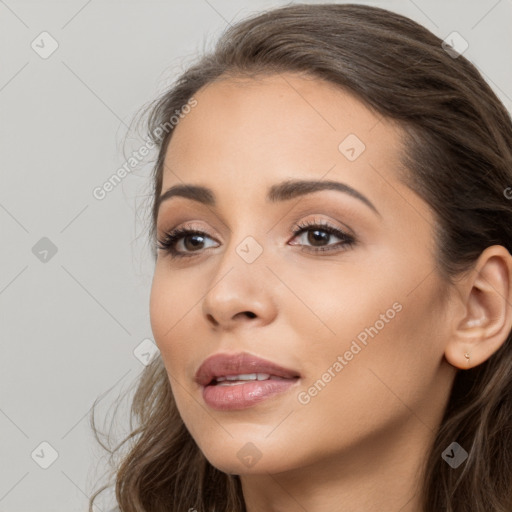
[160,72,415,219]
[166,72,399,158]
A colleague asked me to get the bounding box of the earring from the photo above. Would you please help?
[464,351,471,366]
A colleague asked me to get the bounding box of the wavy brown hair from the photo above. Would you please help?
[88,3,512,511]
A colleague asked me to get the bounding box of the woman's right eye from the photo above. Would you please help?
[156,227,219,259]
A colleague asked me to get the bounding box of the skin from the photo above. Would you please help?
[149,72,512,512]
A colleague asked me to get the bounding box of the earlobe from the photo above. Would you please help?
[443,245,512,370]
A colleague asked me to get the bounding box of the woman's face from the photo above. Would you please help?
[150,73,457,476]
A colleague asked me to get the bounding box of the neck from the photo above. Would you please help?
[239,414,434,512]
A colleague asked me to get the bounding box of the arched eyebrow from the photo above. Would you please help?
[157,179,381,217]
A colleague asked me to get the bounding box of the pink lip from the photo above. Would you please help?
[195,352,301,411]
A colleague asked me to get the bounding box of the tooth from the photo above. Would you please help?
[214,373,274,384]
[240,373,258,380]
[226,373,258,381]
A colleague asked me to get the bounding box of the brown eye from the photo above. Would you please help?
[157,227,218,258]
[290,221,356,254]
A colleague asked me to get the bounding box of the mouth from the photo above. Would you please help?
[195,352,301,410]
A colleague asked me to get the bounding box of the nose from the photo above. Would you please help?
[201,243,278,330]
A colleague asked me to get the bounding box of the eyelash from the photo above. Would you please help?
[156,220,356,259]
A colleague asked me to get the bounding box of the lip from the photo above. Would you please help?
[195,352,301,411]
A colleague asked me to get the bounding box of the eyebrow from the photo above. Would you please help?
[156,179,380,217]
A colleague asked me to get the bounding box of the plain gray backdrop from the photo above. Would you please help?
[1,0,511,510]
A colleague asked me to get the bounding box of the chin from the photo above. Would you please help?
[195,435,303,476]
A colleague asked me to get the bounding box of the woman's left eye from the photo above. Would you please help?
[156,221,356,259]
[289,221,356,254]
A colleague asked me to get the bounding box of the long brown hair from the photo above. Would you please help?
[89,3,512,511]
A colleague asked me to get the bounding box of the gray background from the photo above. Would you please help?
[1,0,511,510]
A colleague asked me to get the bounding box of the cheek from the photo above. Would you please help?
[290,307,417,455]
[275,262,391,374]
[149,272,199,416]
[149,271,170,350]
[149,268,194,379]
[149,266,193,345]
[291,269,445,437]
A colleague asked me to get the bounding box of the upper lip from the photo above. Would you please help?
[195,352,301,386]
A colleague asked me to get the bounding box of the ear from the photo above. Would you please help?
[444,245,512,370]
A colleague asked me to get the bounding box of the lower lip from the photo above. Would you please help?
[202,378,298,411]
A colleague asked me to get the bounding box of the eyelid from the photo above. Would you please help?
[158,198,365,237]
[157,220,216,238]
[294,214,356,238]
[158,212,353,237]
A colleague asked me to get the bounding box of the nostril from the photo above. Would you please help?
[206,313,218,325]
[244,311,256,318]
